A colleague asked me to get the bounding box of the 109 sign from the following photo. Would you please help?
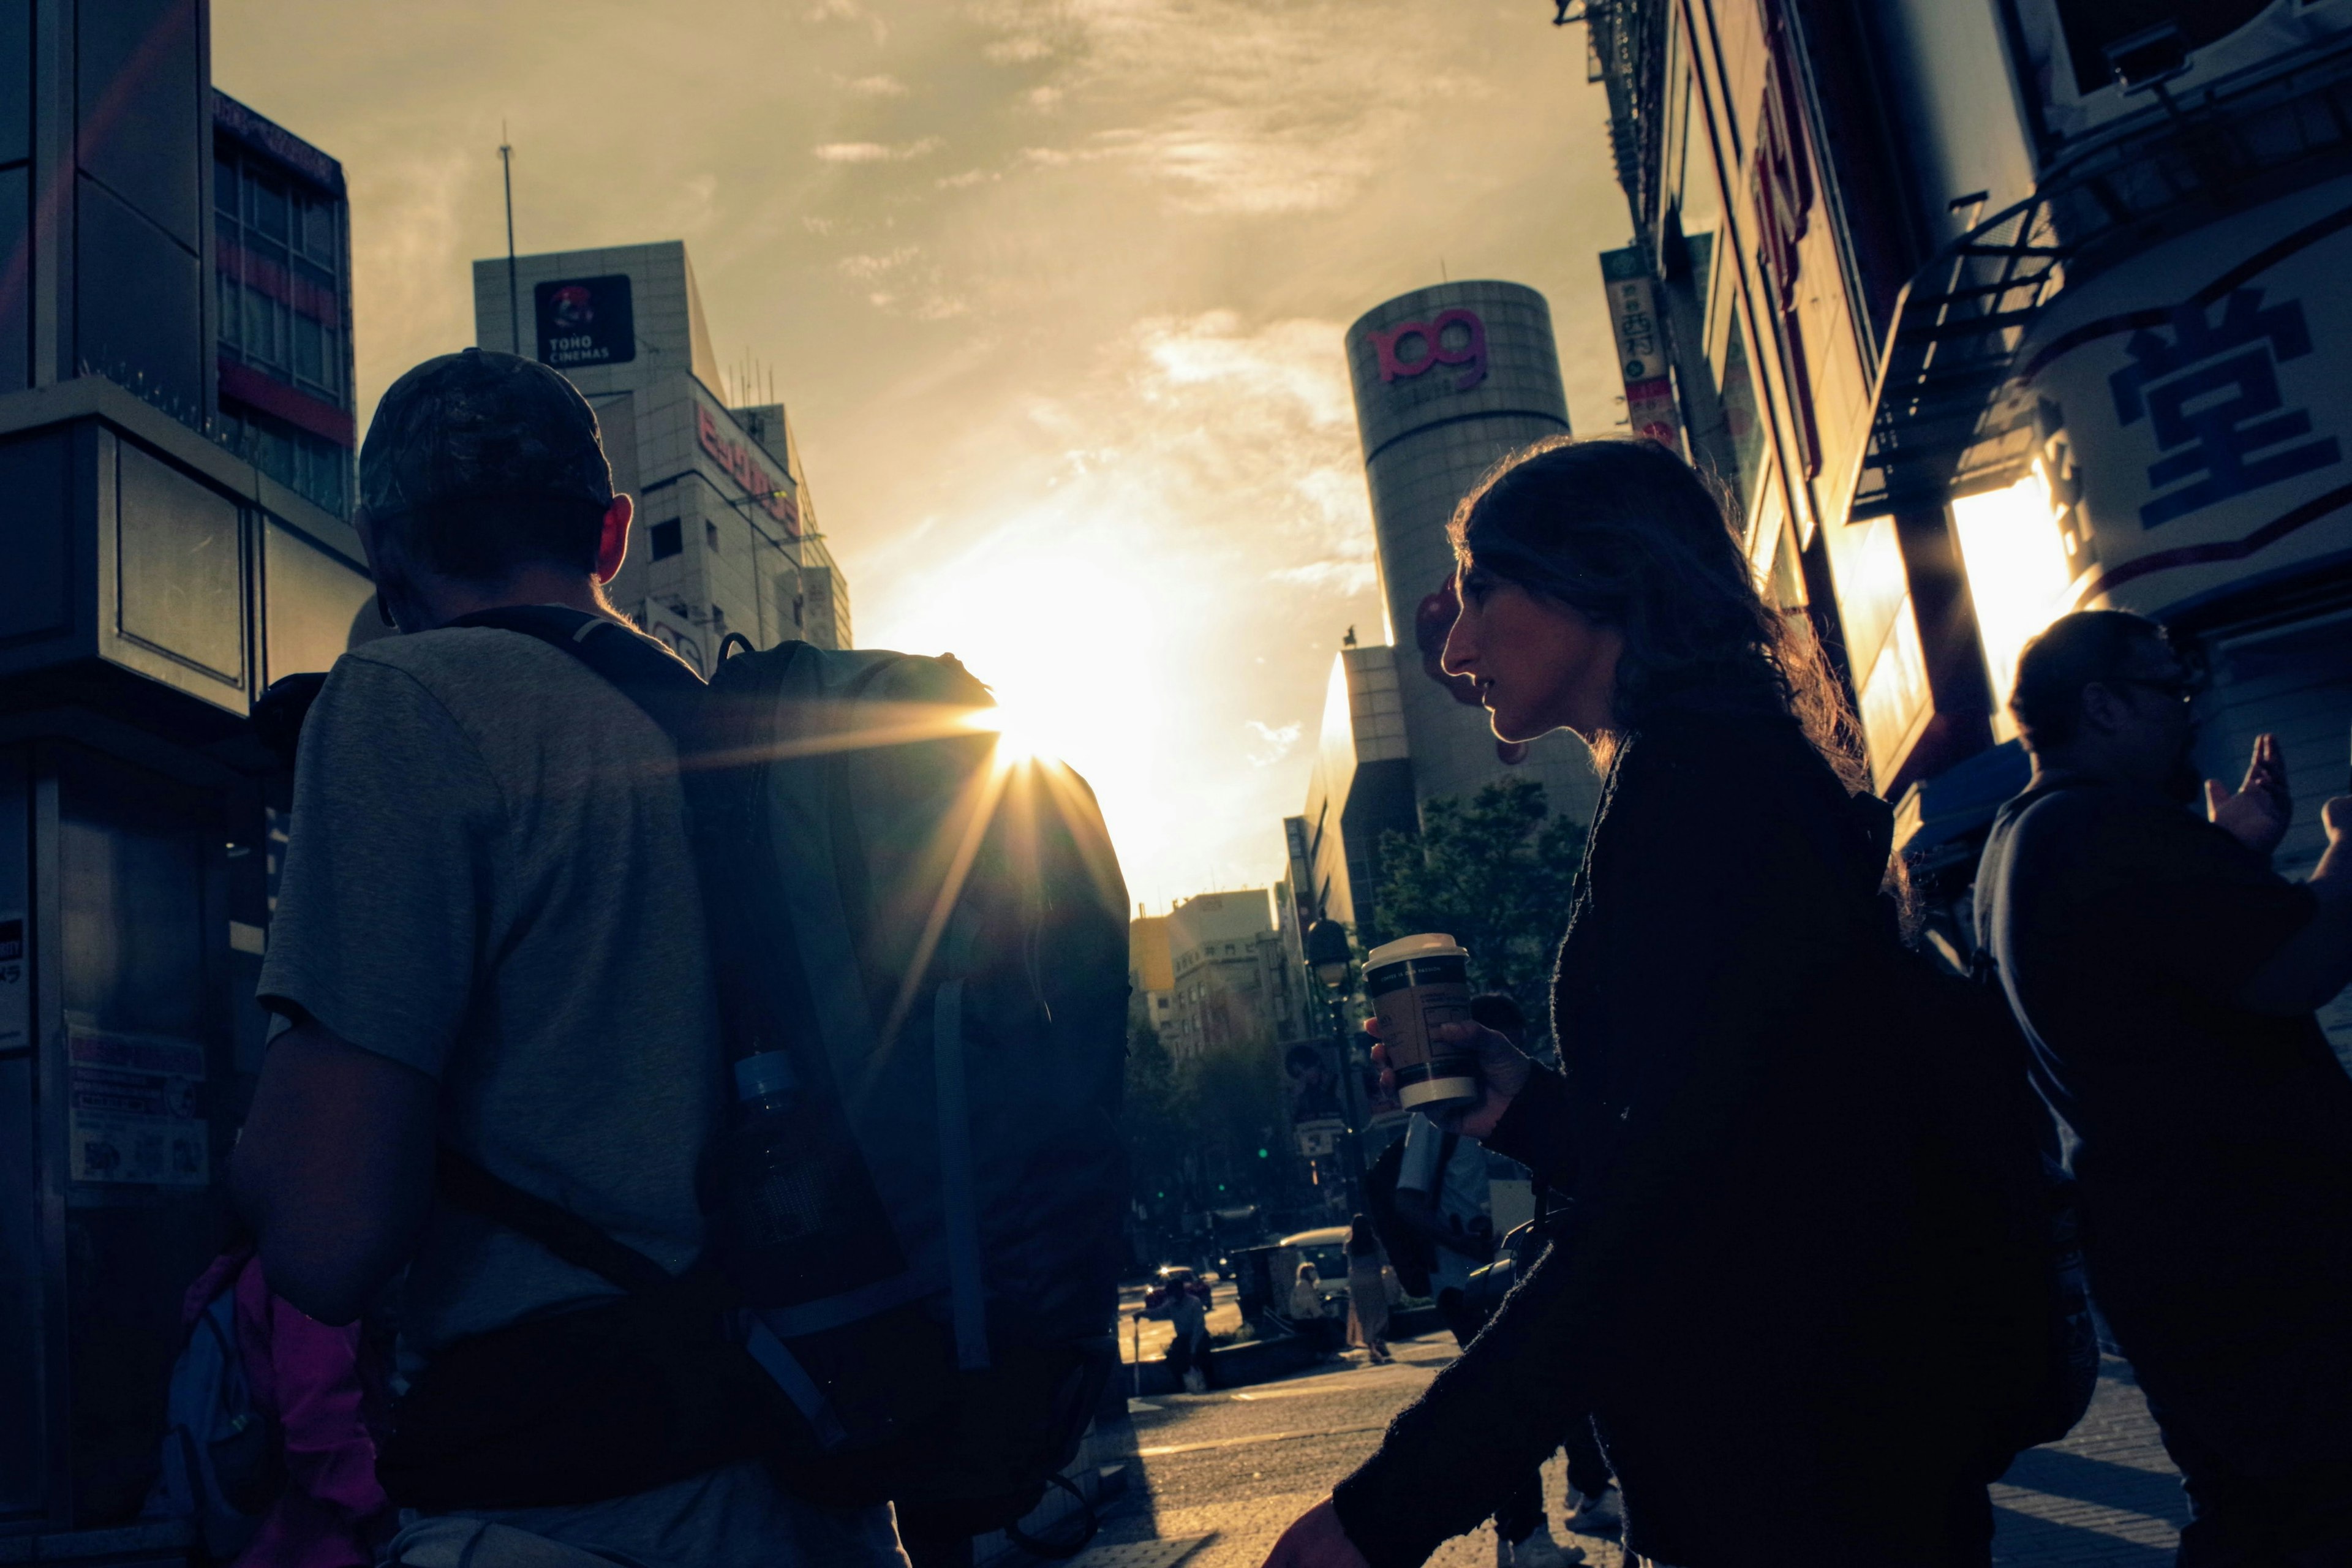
[1370,308,1488,392]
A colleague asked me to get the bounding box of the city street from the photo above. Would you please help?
[1077,1336,2193,1568]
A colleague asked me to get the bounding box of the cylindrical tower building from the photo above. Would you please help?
[1344,281,1597,823]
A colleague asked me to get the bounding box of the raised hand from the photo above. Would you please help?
[2207,733,2291,857]
[1363,1017,1534,1141]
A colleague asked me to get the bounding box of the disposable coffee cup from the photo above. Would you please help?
[1364,933,1478,1111]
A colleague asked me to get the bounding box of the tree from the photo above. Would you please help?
[1367,778,1588,1012]
[1124,1021,1189,1216]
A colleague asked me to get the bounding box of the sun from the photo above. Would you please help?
[966,703,1052,765]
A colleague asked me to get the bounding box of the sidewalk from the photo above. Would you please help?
[1063,1348,2189,1568]
[1991,1358,2187,1567]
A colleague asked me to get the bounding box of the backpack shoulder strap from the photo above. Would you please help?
[434,1145,675,1296]
[443,606,707,745]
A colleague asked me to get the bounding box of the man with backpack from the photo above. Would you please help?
[1977,609,2352,1567]
[232,349,908,1567]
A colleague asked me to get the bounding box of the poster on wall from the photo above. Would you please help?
[534,274,636,370]
[68,1025,209,1188]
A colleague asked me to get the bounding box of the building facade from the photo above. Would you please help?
[1577,0,2352,1054]
[471,242,851,668]
[1298,641,1419,930]
[0,0,380,1541]
[1128,911,1175,1039]
[211,91,354,518]
[1161,890,1305,1062]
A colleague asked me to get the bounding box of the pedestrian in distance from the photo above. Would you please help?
[1264,435,2022,1568]
[1976,609,2352,1567]
[1344,1216,1393,1366]
[1150,1267,1218,1394]
[230,349,907,1568]
[1292,1262,1329,1321]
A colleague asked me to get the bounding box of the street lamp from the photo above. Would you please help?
[1306,918,1354,1000]
[1304,919,1369,1210]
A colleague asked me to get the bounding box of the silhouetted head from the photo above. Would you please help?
[2012,609,2197,799]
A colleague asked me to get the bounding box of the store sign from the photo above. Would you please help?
[1599,247,1683,453]
[535,274,636,369]
[1369,307,1487,391]
[696,403,800,533]
[2015,176,2352,618]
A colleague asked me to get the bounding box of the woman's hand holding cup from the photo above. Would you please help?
[1363,1016,1532,1140]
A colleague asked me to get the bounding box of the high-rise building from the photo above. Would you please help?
[471,241,850,668]
[1343,281,1602,822]
[1299,642,1417,930]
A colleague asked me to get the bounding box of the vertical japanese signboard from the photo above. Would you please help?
[1600,247,1685,454]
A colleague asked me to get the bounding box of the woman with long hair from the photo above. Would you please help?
[1264,439,2002,1568]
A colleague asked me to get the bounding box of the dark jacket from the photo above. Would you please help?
[1332,713,1993,1568]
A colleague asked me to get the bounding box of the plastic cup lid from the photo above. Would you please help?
[1364,932,1468,968]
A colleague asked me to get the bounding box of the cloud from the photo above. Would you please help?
[813,137,944,163]
[837,246,921,279]
[805,0,889,43]
[1272,560,1380,595]
[982,35,1055,63]
[971,0,1472,214]
[839,246,968,319]
[843,73,908,96]
[1246,720,1303,767]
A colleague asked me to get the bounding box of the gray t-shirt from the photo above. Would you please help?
[259,624,903,1568]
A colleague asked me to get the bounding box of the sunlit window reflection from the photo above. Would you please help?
[1953,466,2079,741]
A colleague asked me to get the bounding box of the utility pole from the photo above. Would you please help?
[500,125,519,355]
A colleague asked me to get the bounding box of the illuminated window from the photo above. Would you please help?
[1858,598,1931,788]
[1953,467,2076,740]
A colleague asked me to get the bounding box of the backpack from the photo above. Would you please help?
[149,1262,285,1562]
[1843,794,2098,1461]
[380,609,1130,1539]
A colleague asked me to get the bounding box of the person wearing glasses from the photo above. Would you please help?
[1976,609,2352,1567]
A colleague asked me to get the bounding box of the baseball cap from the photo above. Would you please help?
[360,347,614,522]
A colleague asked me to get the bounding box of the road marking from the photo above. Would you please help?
[1231,1366,1436,1401]
[1138,1424,1387,1457]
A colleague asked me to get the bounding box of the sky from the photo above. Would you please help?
[213,0,1630,912]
